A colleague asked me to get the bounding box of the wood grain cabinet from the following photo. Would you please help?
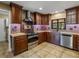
[11,35,28,55]
[32,12,51,25]
[38,32,46,44]
[73,35,79,51]
[73,35,78,50]
[10,3,22,23]
[46,32,52,43]
[38,32,52,44]
[66,6,79,24]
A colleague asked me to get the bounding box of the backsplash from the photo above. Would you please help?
[66,24,79,31]
[11,24,21,33]
[33,25,50,32]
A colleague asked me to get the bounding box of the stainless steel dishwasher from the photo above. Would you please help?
[60,33,73,49]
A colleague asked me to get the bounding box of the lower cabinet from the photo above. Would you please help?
[11,35,28,55]
[73,35,79,51]
[38,32,79,51]
[38,32,46,44]
[38,32,59,45]
[46,32,54,43]
[38,32,52,44]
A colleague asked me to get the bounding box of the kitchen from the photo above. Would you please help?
[0,1,79,58]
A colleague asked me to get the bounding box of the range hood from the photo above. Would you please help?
[24,10,32,22]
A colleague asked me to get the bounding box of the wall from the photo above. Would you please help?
[51,11,66,20]
[0,14,8,18]
[0,2,12,51]
[0,2,10,10]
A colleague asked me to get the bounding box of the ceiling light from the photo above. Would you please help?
[55,11,58,13]
[39,7,43,10]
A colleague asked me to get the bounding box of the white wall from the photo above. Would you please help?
[8,10,11,51]
[0,18,5,41]
[0,3,11,51]
[0,13,8,41]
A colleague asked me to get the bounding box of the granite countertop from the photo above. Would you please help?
[59,30,79,35]
[11,32,26,37]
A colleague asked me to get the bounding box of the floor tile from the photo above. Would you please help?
[14,42,79,58]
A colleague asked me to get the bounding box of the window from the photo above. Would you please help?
[51,18,65,31]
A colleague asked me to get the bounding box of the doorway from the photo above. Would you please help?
[0,9,9,57]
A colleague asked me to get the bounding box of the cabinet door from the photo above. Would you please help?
[41,15,49,25]
[14,35,28,55]
[38,32,46,44]
[46,32,52,43]
[11,3,22,23]
[77,7,79,24]
[45,15,50,25]
[66,9,76,24]
[36,13,41,25]
[77,35,79,50]
[73,35,78,50]
[43,15,48,25]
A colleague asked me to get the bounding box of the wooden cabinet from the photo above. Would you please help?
[76,7,79,23]
[38,32,46,44]
[10,3,22,23]
[46,32,52,43]
[38,32,52,44]
[38,32,61,46]
[41,14,50,25]
[66,6,79,24]
[73,35,79,51]
[32,12,51,25]
[11,35,28,55]
[36,13,42,25]
[38,32,60,45]
[31,13,35,24]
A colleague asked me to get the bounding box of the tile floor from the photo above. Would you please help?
[14,42,79,58]
[0,41,8,58]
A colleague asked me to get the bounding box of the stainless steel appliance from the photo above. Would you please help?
[60,33,73,49]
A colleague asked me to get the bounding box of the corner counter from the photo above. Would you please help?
[11,32,26,37]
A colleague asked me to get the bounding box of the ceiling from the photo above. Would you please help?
[2,1,79,14]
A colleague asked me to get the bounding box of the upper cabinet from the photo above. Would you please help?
[31,12,51,25]
[66,6,79,24]
[35,13,42,25]
[10,3,22,24]
[41,14,51,25]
